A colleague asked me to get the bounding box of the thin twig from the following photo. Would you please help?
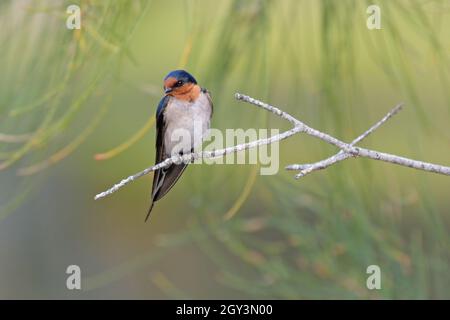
[94,94,450,200]
[236,94,450,176]
[94,125,302,200]
[285,103,404,178]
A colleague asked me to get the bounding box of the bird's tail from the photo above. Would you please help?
[145,201,155,222]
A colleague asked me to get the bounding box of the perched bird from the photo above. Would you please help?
[146,70,213,221]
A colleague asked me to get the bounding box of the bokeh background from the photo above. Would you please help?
[0,0,449,299]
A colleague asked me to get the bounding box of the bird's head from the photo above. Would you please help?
[163,70,200,101]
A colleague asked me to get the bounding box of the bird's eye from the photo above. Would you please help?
[175,80,183,87]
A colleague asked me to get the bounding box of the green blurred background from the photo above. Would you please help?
[0,0,449,299]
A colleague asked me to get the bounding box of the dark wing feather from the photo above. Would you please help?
[145,95,188,221]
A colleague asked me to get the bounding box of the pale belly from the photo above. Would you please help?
[163,93,211,157]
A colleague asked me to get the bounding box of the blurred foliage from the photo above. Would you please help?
[0,0,150,217]
[1,0,450,299]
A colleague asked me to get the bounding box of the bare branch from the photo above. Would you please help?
[286,103,404,178]
[94,126,302,200]
[236,94,450,176]
[94,94,450,201]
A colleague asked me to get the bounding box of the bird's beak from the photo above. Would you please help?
[164,87,173,94]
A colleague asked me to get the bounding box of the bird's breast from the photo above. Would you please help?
[163,92,212,157]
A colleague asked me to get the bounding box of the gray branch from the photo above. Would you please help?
[94,93,450,200]
[285,103,404,178]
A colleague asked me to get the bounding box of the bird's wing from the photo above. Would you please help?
[146,95,188,221]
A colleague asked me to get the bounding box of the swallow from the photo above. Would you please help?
[145,70,213,221]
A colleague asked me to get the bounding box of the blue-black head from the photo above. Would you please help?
[163,70,197,94]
